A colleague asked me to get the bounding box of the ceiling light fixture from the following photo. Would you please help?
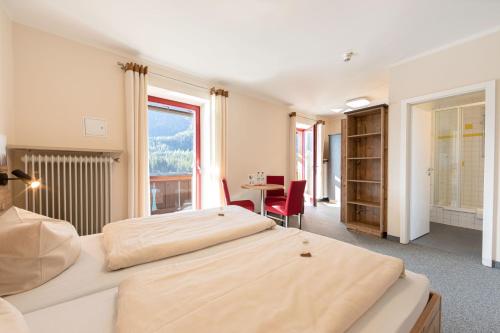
[330,107,344,113]
[346,97,370,108]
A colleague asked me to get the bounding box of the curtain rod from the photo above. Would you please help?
[290,112,325,123]
[117,62,209,90]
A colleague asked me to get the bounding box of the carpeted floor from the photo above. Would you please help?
[286,203,500,332]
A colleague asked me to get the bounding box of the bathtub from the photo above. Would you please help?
[430,205,482,230]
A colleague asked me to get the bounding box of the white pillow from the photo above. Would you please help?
[0,207,81,296]
[0,298,29,333]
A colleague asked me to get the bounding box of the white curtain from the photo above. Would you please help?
[289,114,297,181]
[316,121,325,199]
[209,88,228,207]
[124,63,150,218]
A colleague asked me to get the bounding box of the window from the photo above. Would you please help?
[147,96,201,214]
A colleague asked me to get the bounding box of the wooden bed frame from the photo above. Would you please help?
[411,291,441,333]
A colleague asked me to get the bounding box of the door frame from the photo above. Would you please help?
[148,96,202,209]
[399,80,496,267]
[296,128,306,180]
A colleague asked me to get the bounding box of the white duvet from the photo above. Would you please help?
[103,206,275,270]
[116,228,404,333]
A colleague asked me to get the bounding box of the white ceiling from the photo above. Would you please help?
[3,0,500,114]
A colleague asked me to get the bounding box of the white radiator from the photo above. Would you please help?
[22,153,114,235]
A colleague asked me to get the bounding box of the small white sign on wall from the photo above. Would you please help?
[83,117,107,137]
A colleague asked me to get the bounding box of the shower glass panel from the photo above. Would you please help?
[434,108,458,207]
[460,105,485,209]
[433,104,485,210]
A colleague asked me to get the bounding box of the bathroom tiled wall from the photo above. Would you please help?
[430,206,482,230]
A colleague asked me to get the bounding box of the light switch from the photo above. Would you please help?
[84,117,107,137]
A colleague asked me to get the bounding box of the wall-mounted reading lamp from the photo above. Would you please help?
[0,169,41,189]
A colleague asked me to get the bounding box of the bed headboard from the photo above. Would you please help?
[0,134,12,213]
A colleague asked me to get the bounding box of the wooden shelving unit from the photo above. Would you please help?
[344,104,388,237]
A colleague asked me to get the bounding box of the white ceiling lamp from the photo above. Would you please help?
[345,97,370,108]
[330,107,344,113]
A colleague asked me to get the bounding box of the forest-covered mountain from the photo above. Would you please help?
[148,110,193,176]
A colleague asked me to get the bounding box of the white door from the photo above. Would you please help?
[410,106,432,240]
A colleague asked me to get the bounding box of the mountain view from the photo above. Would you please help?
[148,110,194,176]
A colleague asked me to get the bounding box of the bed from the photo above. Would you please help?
[3,207,441,332]
[23,271,431,333]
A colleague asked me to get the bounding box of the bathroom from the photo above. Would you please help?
[411,91,485,255]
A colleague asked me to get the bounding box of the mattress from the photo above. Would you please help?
[6,227,283,314]
[23,271,429,333]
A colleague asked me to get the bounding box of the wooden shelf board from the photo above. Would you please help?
[347,200,381,208]
[347,157,381,160]
[347,132,381,138]
[346,221,382,236]
[347,179,381,184]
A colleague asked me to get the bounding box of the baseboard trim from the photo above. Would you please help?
[386,235,400,243]
[493,261,500,269]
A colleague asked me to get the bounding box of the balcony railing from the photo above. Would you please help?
[150,174,192,215]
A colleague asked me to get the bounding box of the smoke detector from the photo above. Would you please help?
[343,51,354,62]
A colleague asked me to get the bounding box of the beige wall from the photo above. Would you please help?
[12,24,128,221]
[0,8,13,211]
[0,7,12,140]
[323,116,344,158]
[227,92,289,208]
[9,23,291,220]
[324,116,343,136]
[388,30,500,260]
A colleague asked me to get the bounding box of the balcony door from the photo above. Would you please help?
[147,96,201,214]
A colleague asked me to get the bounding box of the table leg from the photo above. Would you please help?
[260,189,265,215]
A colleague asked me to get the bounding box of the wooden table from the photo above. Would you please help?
[241,184,284,215]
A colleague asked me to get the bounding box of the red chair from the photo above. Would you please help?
[265,180,306,229]
[264,175,287,205]
[221,179,255,212]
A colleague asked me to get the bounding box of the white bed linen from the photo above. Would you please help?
[103,205,275,270]
[23,271,429,333]
[6,228,283,314]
